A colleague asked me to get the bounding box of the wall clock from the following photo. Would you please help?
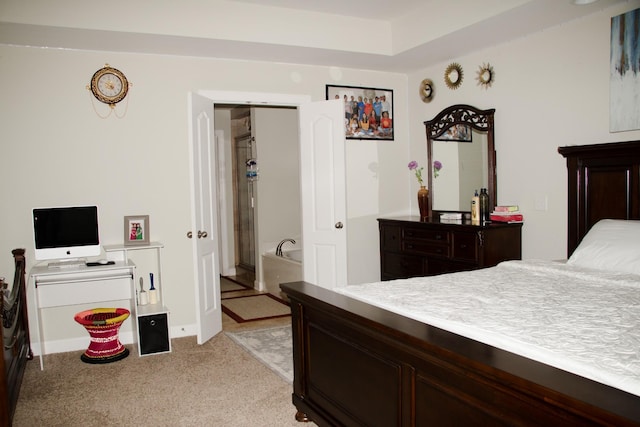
[89,64,129,106]
[419,79,434,103]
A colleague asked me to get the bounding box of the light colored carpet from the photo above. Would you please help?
[12,332,316,427]
[222,294,291,322]
[226,326,293,383]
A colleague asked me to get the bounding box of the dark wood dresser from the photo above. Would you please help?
[378,217,522,280]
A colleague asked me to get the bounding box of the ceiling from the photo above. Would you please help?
[229,0,427,20]
[0,0,628,72]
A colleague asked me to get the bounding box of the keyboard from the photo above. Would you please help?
[47,260,86,269]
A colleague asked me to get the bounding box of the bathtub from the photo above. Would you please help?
[281,248,302,262]
[261,249,302,298]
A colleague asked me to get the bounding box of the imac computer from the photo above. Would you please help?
[32,205,101,267]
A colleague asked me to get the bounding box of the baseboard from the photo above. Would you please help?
[30,323,197,356]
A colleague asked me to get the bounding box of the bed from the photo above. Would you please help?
[280,140,640,426]
[1,249,32,427]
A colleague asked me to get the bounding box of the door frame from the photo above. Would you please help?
[202,91,311,279]
[192,90,313,341]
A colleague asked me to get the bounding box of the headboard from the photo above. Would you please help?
[559,140,640,257]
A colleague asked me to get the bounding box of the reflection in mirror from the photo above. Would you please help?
[432,132,488,211]
[424,105,496,218]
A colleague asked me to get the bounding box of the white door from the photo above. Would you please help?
[188,92,222,344]
[299,99,348,289]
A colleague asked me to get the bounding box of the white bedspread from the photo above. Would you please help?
[338,260,640,396]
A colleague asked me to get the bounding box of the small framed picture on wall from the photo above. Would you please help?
[124,215,150,245]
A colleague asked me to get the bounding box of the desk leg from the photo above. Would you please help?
[33,284,45,370]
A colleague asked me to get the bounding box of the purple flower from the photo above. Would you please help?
[433,160,443,178]
[408,160,424,185]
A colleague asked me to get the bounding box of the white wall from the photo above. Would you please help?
[407,1,640,260]
[0,45,409,353]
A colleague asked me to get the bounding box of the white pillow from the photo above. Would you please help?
[567,219,640,275]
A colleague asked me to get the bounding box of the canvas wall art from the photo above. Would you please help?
[610,7,640,132]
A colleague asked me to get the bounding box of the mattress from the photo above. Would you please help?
[338,260,640,396]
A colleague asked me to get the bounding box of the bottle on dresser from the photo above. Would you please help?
[471,190,480,225]
[479,188,490,223]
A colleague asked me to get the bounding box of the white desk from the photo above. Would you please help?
[30,261,136,369]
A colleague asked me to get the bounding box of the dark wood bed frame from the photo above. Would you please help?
[281,140,640,426]
[1,249,32,427]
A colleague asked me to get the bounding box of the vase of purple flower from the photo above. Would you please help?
[408,160,430,221]
[417,186,429,221]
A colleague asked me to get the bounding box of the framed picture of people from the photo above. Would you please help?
[124,215,150,245]
[433,124,472,142]
[326,84,394,141]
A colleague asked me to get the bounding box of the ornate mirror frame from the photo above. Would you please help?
[424,104,496,219]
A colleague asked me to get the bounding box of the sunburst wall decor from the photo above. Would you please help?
[476,63,495,89]
[419,79,434,102]
[444,63,463,90]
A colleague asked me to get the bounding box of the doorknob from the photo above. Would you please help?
[197,230,208,238]
[187,231,193,238]
[335,222,343,229]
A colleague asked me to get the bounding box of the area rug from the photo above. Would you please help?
[226,325,293,383]
[220,277,247,293]
[222,293,291,323]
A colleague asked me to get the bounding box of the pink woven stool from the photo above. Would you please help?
[74,308,130,364]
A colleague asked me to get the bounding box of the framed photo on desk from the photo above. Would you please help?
[124,215,150,245]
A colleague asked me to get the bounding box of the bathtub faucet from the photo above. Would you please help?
[276,238,296,257]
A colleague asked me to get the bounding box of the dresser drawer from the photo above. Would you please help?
[451,233,478,261]
[403,240,448,257]
[402,227,449,243]
[380,224,402,252]
[382,252,425,279]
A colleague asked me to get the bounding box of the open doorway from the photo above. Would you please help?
[215,104,301,295]
[189,90,346,344]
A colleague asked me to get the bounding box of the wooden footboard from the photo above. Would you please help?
[281,281,640,427]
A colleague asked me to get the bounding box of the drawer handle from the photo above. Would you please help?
[435,234,443,240]
[460,244,467,249]
[406,244,414,249]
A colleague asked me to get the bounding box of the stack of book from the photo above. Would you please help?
[490,205,523,223]
[440,212,463,222]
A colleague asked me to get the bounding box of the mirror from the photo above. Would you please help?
[424,105,496,218]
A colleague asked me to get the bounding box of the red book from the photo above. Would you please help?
[490,213,523,222]
[493,205,519,212]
